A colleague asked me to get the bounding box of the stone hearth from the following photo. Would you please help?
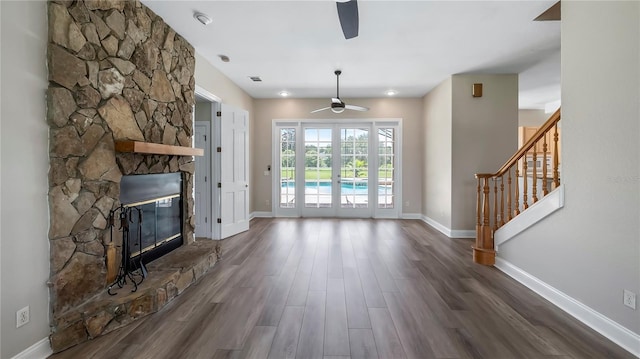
[50,239,221,352]
[46,0,217,352]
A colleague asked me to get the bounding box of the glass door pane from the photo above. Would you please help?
[340,128,369,209]
[378,128,395,209]
[278,128,296,208]
[304,128,332,208]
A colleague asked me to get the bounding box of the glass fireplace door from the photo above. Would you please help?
[127,194,182,264]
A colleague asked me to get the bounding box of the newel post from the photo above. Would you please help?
[473,174,496,265]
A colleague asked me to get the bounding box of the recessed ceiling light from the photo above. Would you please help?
[193,12,212,26]
[279,91,289,97]
[218,54,230,62]
[386,90,398,96]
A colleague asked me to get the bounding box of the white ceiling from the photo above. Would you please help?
[142,1,561,109]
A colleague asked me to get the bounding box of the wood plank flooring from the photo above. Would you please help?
[50,218,635,359]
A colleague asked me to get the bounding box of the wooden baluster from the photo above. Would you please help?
[476,177,481,240]
[482,177,491,245]
[522,154,529,209]
[532,145,538,203]
[507,168,512,221]
[514,167,520,216]
[500,175,505,227]
[553,123,560,188]
[473,176,495,266]
[542,133,548,195]
[493,178,498,231]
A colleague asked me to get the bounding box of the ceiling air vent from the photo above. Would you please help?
[249,76,262,82]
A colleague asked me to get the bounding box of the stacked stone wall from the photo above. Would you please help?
[46,0,196,346]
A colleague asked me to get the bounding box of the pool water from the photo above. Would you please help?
[281,181,391,195]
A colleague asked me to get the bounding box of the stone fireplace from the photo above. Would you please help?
[46,0,218,352]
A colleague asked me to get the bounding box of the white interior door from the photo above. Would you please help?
[194,122,212,238]
[220,104,250,238]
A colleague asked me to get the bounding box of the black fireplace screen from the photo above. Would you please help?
[120,173,183,265]
[127,195,181,259]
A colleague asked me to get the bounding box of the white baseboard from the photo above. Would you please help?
[250,211,273,219]
[421,216,475,238]
[11,337,52,359]
[401,213,422,220]
[450,229,475,238]
[495,184,564,251]
[495,257,640,358]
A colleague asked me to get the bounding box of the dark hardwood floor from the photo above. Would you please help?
[50,218,635,359]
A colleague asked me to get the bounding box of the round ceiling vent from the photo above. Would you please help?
[193,12,212,26]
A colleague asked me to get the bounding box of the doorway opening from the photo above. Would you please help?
[194,87,250,239]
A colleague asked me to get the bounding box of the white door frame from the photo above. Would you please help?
[272,118,402,219]
[195,121,212,238]
[194,86,222,239]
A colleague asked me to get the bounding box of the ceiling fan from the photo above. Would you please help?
[311,70,369,114]
[336,0,359,39]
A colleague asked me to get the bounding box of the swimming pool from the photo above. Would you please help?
[281,181,391,195]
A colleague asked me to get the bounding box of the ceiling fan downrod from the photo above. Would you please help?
[310,70,368,114]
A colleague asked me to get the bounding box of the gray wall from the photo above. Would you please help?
[423,78,453,228]
[499,1,640,335]
[252,98,424,215]
[422,75,518,232]
[195,101,212,122]
[0,1,50,357]
[451,74,519,231]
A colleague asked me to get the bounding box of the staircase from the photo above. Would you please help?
[473,108,561,265]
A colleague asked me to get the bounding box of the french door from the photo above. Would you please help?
[274,120,401,218]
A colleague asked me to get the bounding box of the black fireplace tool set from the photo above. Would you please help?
[107,205,148,296]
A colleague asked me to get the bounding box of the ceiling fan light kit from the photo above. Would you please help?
[311,70,369,114]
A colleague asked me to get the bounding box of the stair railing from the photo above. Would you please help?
[473,108,561,265]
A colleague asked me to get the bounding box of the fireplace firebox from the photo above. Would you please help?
[120,172,184,265]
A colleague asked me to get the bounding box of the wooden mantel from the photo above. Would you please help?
[115,141,204,157]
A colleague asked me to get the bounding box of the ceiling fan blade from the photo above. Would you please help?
[331,97,342,104]
[336,0,359,39]
[534,1,560,21]
[345,104,368,112]
[311,107,331,114]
